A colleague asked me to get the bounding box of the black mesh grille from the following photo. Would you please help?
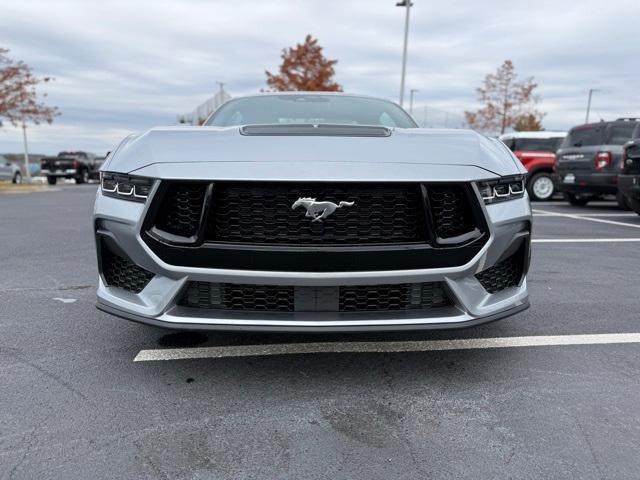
[102,246,154,294]
[428,185,476,239]
[179,282,450,313]
[475,253,523,294]
[153,183,207,238]
[205,182,427,245]
[339,283,450,312]
[180,282,295,312]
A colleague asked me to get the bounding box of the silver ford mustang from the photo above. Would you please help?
[94,93,531,332]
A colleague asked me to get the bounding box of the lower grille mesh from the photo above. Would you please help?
[102,246,154,294]
[179,282,450,313]
[475,253,523,294]
[182,282,295,312]
[339,283,449,312]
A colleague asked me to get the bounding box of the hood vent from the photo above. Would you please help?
[239,124,392,137]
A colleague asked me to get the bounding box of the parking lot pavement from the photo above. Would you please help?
[2,187,640,479]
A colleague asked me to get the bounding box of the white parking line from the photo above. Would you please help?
[134,332,640,362]
[534,213,638,217]
[533,209,640,229]
[533,238,640,243]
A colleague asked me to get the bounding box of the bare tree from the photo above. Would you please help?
[0,48,59,127]
[465,60,544,134]
[265,35,342,92]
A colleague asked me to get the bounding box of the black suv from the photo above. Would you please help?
[555,118,640,207]
[619,123,640,215]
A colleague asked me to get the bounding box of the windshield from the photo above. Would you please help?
[561,126,604,148]
[205,95,417,128]
[605,123,637,145]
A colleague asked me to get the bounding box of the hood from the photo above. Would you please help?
[105,125,524,177]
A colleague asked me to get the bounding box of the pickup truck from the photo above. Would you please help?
[40,151,99,185]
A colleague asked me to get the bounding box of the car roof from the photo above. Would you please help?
[499,131,567,140]
[570,119,640,131]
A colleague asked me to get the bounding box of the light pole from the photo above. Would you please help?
[409,89,418,114]
[396,0,413,107]
[585,89,599,124]
[22,121,31,183]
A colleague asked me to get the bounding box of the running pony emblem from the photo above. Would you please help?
[291,197,355,222]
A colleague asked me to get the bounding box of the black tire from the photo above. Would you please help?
[565,192,590,206]
[75,169,88,184]
[527,172,555,201]
[627,197,640,216]
[12,172,22,184]
[47,176,57,185]
[616,191,631,211]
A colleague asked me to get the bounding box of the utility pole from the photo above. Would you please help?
[22,122,31,183]
[409,89,418,114]
[585,89,599,123]
[396,0,413,107]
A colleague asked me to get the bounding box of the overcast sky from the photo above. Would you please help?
[2,0,639,155]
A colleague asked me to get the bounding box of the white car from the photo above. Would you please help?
[94,93,531,332]
[0,155,22,183]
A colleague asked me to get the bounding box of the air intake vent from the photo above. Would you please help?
[101,244,154,294]
[428,185,477,240]
[240,124,391,137]
[475,251,523,294]
[153,183,207,239]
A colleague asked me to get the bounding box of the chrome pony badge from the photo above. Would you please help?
[292,197,355,222]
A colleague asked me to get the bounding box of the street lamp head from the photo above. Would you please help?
[396,0,413,6]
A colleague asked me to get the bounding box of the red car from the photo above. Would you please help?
[500,131,566,201]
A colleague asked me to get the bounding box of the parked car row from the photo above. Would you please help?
[555,118,639,209]
[500,118,640,214]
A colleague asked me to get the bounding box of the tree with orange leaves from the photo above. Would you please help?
[465,60,544,134]
[0,48,59,127]
[265,35,342,92]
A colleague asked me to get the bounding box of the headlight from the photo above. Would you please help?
[100,172,154,202]
[477,175,525,204]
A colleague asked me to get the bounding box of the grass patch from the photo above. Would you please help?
[0,182,53,193]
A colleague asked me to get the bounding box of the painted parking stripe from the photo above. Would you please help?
[532,238,640,243]
[534,213,638,217]
[134,332,640,362]
[533,209,640,229]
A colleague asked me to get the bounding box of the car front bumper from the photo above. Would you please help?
[41,169,78,177]
[619,174,640,200]
[93,185,531,332]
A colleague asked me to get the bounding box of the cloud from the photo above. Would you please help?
[1,0,639,154]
